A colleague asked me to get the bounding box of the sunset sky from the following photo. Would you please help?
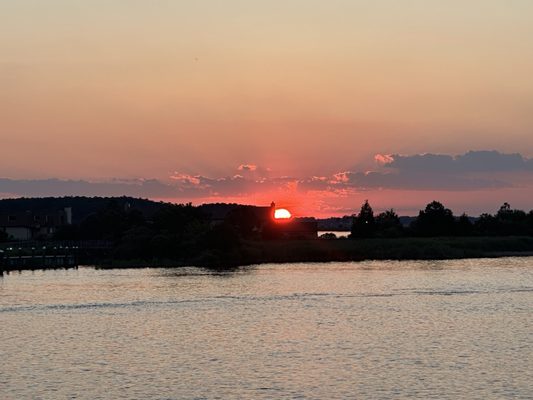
[2,1,533,217]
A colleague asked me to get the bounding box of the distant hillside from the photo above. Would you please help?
[317,216,476,231]
[0,196,168,224]
[316,216,353,231]
[316,216,416,230]
[0,198,281,225]
[198,203,261,221]
[399,216,416,227]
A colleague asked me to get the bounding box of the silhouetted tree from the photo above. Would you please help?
[474,202,529,236]
[495,202,528,235]
[148,234,177,259]
[113,226,155,260]
[78,201,126,240]
[375,209,403,237]
[474,213,498,236]
[456,213,474,236]
[153,203,205,234]
[205,223,241,250]
[351,200,375,238]
[224,206,263,239]
[526,210,533,235]
[498,202,511,214]
[411,201,455,236]
[496,202,526,222]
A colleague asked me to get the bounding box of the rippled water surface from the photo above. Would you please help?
[1,258,532,399]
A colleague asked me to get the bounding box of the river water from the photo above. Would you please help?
[1,258,532,399]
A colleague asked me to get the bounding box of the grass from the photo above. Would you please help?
[235,236,533,266]
[4,236,533,271]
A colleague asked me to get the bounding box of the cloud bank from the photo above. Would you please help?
[1,151,532,215]
[377,150,533,173]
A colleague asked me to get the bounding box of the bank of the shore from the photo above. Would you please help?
[3,236,533,272]
[205,236,533,268]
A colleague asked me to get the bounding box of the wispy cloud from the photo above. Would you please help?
[169,173,202,186]
[237,164,258,172]
[376,150,533,173]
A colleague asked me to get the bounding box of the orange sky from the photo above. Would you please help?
[1,1,533,216]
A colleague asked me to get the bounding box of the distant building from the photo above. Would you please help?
[266,217,318,240]
[200,202,317,240]
[199,202,274,234]
[0,207,72,240]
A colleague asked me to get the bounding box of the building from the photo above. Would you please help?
[265,216,318,240]
[199,202,274,226]
[0,207,72,240]
[201,202,317,240]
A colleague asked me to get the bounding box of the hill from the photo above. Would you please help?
[0,196,167,224]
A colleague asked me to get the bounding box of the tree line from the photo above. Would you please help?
[351,200,533,238]
[3,196,533,267]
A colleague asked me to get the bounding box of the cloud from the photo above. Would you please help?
[378,150,533,173]
[169,173,202,186]
[237,164,257,172]
[332,172,350,183]
[374,154,394,165]
[455,151,530,172]
[334,170,509,191]
[0,178,179,198]
[1,151,532,204]
[359,150,533,190]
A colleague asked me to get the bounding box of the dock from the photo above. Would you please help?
[0,240,112,272]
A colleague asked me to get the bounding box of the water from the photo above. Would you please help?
[1,258,532,399]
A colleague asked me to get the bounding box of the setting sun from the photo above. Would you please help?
[274,208,292,219]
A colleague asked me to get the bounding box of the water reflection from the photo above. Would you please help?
[1,258,532,399]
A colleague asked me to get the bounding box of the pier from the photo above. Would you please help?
[0,241,112,272]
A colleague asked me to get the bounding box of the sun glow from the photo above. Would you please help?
[274,208,292,219]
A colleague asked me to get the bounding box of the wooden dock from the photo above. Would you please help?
[0,240,112,272]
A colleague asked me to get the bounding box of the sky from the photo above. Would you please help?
[1,1,533,217]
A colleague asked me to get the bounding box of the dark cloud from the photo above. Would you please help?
[331,171,510,191]
[378,150,533,173]
[455,151,530,172]
[237,164,257,172]
[1,151,531,200]
[364,150,533,190]
[0,178,180,198]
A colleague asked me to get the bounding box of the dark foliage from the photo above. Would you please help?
[223,207,264,240]
[375,209,403,238]
[4,196,533,269]
[410,201,456,236]
[0,196,164,224]
[351,200,376,238]
[456,213,474,236]
[474,203,532,236]
[204,223,241,250]
[55,200,147,241]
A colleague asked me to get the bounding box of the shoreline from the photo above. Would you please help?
[3,236,533,272]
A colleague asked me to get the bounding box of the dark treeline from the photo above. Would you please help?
[53,200,244,266]
[0,196,163,224]
[351,200,533,238]
[3,196,533,268]
[0,197,235,266]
